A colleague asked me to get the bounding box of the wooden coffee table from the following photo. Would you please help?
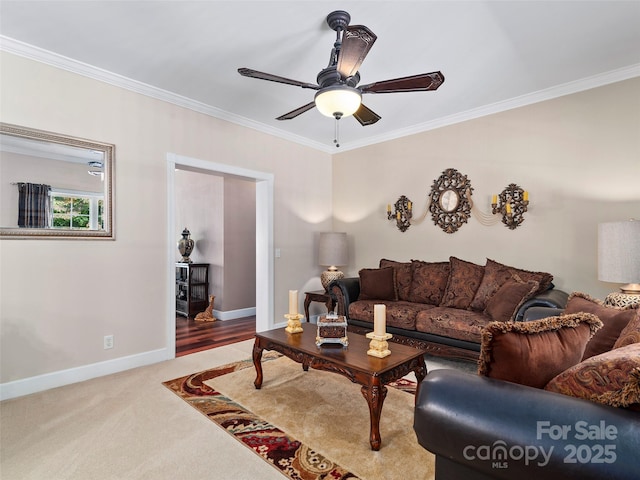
[252,323,427,450]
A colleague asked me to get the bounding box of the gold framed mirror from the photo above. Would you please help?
[0,123,115,239]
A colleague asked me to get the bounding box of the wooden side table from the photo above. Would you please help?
[304,290,336,321]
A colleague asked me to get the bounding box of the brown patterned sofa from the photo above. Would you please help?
[414,296,640,479]
[330,257,569,361]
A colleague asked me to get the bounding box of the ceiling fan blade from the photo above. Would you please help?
[238,68,319,90]
[276,102,316,120]
[360,71,445,94]
[353,103,381,126]
[337,25,377,79]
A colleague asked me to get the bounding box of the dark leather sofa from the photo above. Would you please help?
[330,276,568,361]
[413,369,640,480]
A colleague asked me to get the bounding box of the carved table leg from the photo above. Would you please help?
[361,381,388,451]
[252,338,264,389]
[413,360,428,403]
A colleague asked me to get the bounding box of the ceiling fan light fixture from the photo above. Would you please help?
[314,86,361,118]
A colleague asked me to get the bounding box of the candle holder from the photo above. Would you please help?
[284,313,304,334]
[387,195,413,232]
[366,332,392,358]
[491,184,529,230]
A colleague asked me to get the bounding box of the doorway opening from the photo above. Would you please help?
[166,153,274,359]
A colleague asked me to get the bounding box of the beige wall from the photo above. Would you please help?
[1,50,638,393]
[332,77,640,299]
[0,52,332,385]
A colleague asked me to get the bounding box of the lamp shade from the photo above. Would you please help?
[598,220,640,292]
[318,232,348,267]
[314,86,361,118]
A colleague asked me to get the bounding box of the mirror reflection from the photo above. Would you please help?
[0,123,114,239]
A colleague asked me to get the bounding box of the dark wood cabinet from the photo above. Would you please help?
[175,263,209,317]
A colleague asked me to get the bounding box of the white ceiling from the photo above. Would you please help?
[1,1,639,153]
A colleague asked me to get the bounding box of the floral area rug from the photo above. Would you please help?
[163,352,420,480]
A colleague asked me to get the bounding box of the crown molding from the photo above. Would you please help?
[2,35,639,155]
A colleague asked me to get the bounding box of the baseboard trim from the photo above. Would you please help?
[214,307,256,321]
[0,348,168,401]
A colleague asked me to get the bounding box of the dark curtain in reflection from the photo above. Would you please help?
[17,182,51,228]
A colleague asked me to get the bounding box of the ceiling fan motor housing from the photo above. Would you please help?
[326,10,351,31]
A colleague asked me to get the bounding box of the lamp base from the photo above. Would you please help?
[620,283,640,294]
[321,269,344,292]
[604,291,640,308]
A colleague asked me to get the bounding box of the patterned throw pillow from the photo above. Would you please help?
[408,260,450,305]
[470,258,554,311]
[564,292,637,360]
[469,258,514,311]
[379,259,412,301]
[545,343,640,408]
[357,267,397,301]
[478,313,603,389]
[440,257,485,309]
[613,307,640,349]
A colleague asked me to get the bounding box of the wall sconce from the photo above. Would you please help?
[387,195,413,232]
[492,184,529,230]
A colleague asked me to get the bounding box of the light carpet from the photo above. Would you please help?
[165,354,436,480]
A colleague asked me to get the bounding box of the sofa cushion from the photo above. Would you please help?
[379,259,412,301]
[614,308,640,349]
[478,313,603,388]
[484,279,539,322]
[408,260,450,305]
[357,267,397,301]
[564,292,637,360]
[440,257,485,309]
[415,307,493,344]
[349,300,429,331]
[545,343,640,409]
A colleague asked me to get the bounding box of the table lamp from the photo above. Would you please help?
[318,232,348,292]
[598,219,640,307]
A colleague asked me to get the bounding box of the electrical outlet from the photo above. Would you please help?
[104,335,114,349]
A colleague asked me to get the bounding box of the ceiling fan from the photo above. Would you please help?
[238,10,444,139]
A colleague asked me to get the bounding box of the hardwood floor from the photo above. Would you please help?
[176,315,256,357]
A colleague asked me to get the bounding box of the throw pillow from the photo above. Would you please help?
[358,267,398,301]
[613,307,640,349]
[408,260,450,305]
[545,343,640,409]
[469,258,514,311]
[470,258,554,311]
[379,259,412,301]
[478,313,603,389]
[564,292,637,360]
[440,257,485,309]
[484,279,539,322]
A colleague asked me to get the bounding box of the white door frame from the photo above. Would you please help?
[166,153,274,358]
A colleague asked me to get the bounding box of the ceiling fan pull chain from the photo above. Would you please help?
[334,117,340,148]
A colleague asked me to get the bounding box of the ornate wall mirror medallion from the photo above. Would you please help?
[428,168,473,234]
[0,123,115,239]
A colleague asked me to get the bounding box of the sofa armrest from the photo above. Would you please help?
[523,306,564,321]
[515,289,569,321]
[328,277,360,318]
[414,369,640,480]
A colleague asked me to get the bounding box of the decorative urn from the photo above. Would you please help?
[178,228,194,263]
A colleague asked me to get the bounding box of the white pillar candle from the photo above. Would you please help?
[373,304,386,336]
[289,290,298,315]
